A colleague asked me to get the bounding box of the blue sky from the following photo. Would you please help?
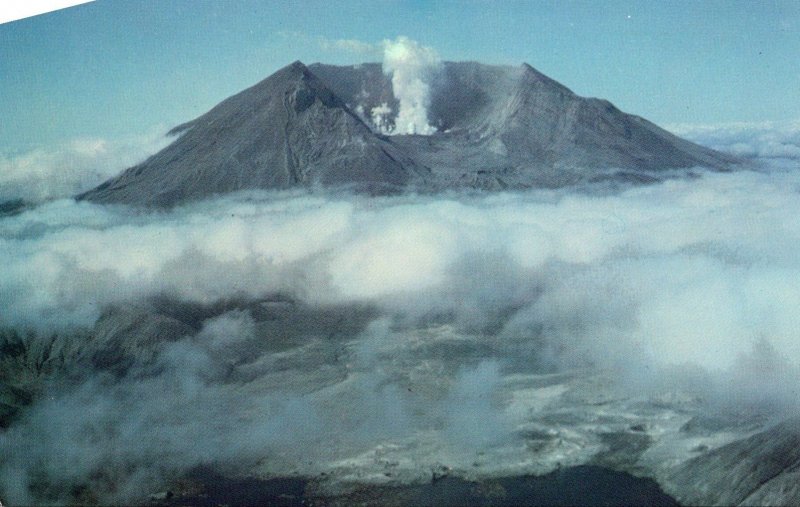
[1,0,799,153]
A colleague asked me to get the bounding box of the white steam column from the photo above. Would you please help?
[379,36,441,135]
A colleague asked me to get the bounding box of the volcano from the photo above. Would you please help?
[77,60,738,206]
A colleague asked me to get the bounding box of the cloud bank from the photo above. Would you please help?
[0,126,172,204]
[669,120,800,162]
[2,120,800,503]
[4,165,800,502]
[4,166,800,376]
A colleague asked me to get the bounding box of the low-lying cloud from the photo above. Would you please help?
[2,123,800,503]
[3,165,800,378]
[0,126,172,204]
[669,119,800,162]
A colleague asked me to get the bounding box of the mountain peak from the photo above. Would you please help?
[519,62,575,96]
[79,60,739,206]
[78,62,421,206]
[272,59,311,80]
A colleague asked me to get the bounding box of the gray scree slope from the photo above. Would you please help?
[79,60,738,206]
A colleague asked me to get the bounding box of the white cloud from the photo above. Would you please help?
[669,119,800,161]
[318,36,377,54]
[2,122,800,503]
[277,31,379,56]
[2,166,800,376]
[0,126,172,203]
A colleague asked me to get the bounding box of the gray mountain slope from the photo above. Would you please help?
[312,61,738,189]
[80,60,739,206]
[78,62,424,206]
[663,418,800,506]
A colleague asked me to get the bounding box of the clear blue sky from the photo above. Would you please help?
[1,0,798,153]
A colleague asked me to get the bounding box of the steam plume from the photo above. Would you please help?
[381,36,441,135]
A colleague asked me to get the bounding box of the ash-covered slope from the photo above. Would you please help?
[313,61,738,189]
[78,62,424,206]
[80,60,738,206]
[663,417,800,506]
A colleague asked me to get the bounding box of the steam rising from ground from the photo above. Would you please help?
[379,36,441,135]
[1,124,800,503]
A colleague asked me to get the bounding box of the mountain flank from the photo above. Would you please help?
[79,60,738,206]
